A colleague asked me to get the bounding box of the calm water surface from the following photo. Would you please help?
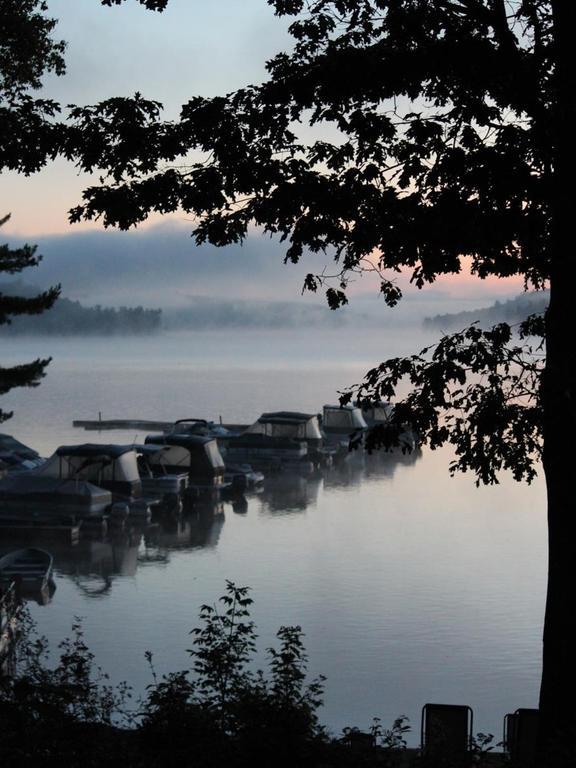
[0,329,546,743]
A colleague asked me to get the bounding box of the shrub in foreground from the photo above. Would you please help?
[0,583,410,767]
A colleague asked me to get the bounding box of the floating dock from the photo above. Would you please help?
[73,419,175,432]
[73,419,248,433]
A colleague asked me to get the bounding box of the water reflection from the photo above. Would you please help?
[0,334,545,740]
[63,529,142,598]
[60,504,227,597]
[324,446,422,489]
[143,504,225,556]
[0,501,227,600]
[0,449,423,601]
[250,448,422,516]
[259,473,322,515]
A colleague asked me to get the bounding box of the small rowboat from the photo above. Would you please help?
[0,547,54,595]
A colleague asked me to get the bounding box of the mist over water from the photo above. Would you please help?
[0,328,545,743]
[2,326,439,452]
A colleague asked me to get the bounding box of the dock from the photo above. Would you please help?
[72,418,249,433]
[73,419,176,432]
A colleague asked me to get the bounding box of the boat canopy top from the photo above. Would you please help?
[0,433,40,460]
[168,419,231,438]
[37,444,140,483]
[245,412,322,441]
[133,443,169,456]
[144,434,225,472]
[55,444,136,459]
[146,434,218,449]
[322,405,368,431]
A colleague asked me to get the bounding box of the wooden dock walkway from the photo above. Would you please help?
[73,419,176,432]
[72,418,248,434]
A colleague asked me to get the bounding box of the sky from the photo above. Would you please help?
[4,0,291,236]
[1,0,525,308]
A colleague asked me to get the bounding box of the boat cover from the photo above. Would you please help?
[245,412,322,441]
[144,435,225,473]
[322,405,368,431]
[55,444,136,459]
[0,434,40,460]
[37,445,140,484]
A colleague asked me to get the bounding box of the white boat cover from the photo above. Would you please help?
[322,405,367,431]
[36,445,140,485]
[245,412,322,441]
[144,436,225,473]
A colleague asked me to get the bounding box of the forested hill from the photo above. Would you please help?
[0,283,161,335]
[423,292,548,332]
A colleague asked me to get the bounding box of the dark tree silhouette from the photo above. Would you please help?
[3,0,575,761]
[0,0,65,173]
[0,216,59,423]
[61,3,575,758]
[0,0,64,420]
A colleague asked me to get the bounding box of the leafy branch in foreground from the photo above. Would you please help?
[144,580,328,763]
[0,583,416,766]
[342,319,544,485]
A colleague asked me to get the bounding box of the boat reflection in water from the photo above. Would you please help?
[258,473,323,516]
[0,446,421,599]
[0,499,227,600]
[324,443,422,490]
[254,446,422,516]
[143,503,225,560]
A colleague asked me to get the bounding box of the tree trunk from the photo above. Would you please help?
[538,3,576,763]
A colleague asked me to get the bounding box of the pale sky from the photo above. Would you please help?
[1,0,524,303]
[3,0,291,237]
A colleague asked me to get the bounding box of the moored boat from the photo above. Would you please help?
[0,433,44,474]
[144,434,227,495]
[360,401,418,453]
[0,475,112,514]
[135,444,189,497]
[34,444,143,499]
[225,411,326,470]
[0,547,54,595]
[321,405,368,450]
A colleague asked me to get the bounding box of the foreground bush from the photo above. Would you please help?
[0,582,410,767]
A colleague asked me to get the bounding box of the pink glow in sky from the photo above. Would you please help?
[1,2,527,304]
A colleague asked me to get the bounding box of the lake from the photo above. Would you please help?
[0,328,546,744]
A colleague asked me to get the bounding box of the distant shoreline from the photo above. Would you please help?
[423,291,548,331]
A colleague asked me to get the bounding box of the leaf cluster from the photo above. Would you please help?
[343,320,543,484]
[142,581,328,766]
[0,0,67,174]
[0,611,133,765]
[0,214,59,423]
[64,2,554,300]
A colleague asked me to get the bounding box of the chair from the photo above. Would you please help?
[503,708,539,766]
[421,703,473,763]
[342,729,375,752]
